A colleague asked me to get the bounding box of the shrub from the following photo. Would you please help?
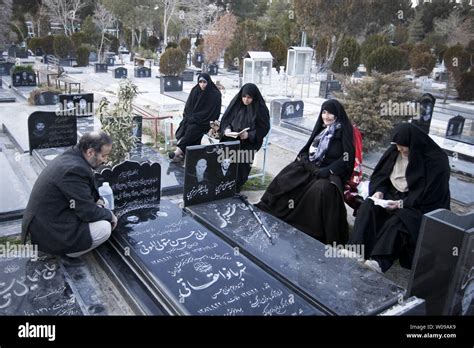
[409,51,436,76]
[53,35,74,58]
[159,47,186,76]
[76,45,90,67]
[98,79,139,165]
[40,36,55,55]
[71,32,86,50]
[331,37,361,75]
[444,44,470,79]
[263,36,288,68]
[455,70,474,101]
[361,34,388,65]
[28,37,42,52]
[147,36,160,50]
[106,34,119,54]
[366,45,405,74]
[166,42,178,50]
[179,38,191,54]
[338,72,418,151]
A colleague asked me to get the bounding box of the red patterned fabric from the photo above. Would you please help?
[344,125,363,213]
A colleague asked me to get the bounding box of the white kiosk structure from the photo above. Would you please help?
[242,51,273,86]
[286,46,314,97]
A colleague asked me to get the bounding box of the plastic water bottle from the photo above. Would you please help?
[98,182,114,210]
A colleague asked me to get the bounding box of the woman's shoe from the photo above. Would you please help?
[363,259,383,274]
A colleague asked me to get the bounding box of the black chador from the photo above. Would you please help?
[257,100,355,245]
[175,73,222,153]
[350,123,451,272]
[219,83,270,191]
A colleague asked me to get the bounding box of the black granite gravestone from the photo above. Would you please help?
[182,70,194,81]
[0,255,83,315]
[95,161,161,216]
[12,72,37,87]
[319,80,341,98]
[109,199,323,315]
[132,116,143,142]
[281,100,304,119]
[408,209,474,315]
[28,111,77,154]
[0,62,14,76]
[183,142,240,207]
[129,145,184,195]
[134,67,151,78]
[412,93,435,134]
[186,197,408,315]
[35,48,44,56]
[7,45,17,58]
[446,115,465,137]
[208,64,218,76]
[106,56,115,66]
[58,93,94,117]
[34,91,60,106]
[114,67,127,79]
[16,49,28,59]
[95,63,108,73]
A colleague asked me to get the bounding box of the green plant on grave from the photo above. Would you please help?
[12,65,34,74]
[76,45,90,67]
[159,47,186,76]
[97,79,139,166]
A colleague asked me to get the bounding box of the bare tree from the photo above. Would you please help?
[434,11,474,47]
[181,0,221,37]
[94,3,116,62]
[0,0,13,47]
[43,0,85,36]
[203,13,237,66]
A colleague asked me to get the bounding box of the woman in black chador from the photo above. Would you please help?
[257,100,355,245]
[350,123,450,273]
[169,73,221,161]
[219,83,270,191]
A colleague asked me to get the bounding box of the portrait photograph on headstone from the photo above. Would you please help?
[58,93,94,117]
[183,141,240,207]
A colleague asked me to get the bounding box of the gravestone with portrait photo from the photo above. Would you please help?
[34,91,60,106]
[58,93,94,117]
[28,111,77,154]
[0,62,14,76]
[411,93,435,134]
[106,56,115,67]
[12,72,37,87]
[183,141,240,207]
[134,67,151,78]
[95,63,108,73]
[114,67,127,79]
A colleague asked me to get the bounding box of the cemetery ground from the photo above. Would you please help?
[0,54,473,318]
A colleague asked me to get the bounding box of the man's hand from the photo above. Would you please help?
[111,213,118,231]
[372,191,384,199]
[96,199,105,207]
[239,130,249,140]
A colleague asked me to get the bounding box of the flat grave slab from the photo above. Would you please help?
[0,255,84,315]
[187,197,406,315]
[109,199,324,315]
[0,152,29,221]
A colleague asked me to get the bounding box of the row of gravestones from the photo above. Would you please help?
[95,64,151,79]
[9,110,472,316]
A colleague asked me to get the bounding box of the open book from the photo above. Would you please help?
[369,197,401,209]
[224,127,250,138]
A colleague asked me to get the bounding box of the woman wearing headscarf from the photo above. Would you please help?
[257,99,355,245]
[169,73,222,161]
[219,83,270,191]
[350,123,451,273]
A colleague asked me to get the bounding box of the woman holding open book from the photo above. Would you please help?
[257,100,355,245]
[350,123,451,273]
[219,83,270,191]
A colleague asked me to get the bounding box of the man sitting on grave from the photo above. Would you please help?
[21,132,118,257]
[349,123,451,273]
